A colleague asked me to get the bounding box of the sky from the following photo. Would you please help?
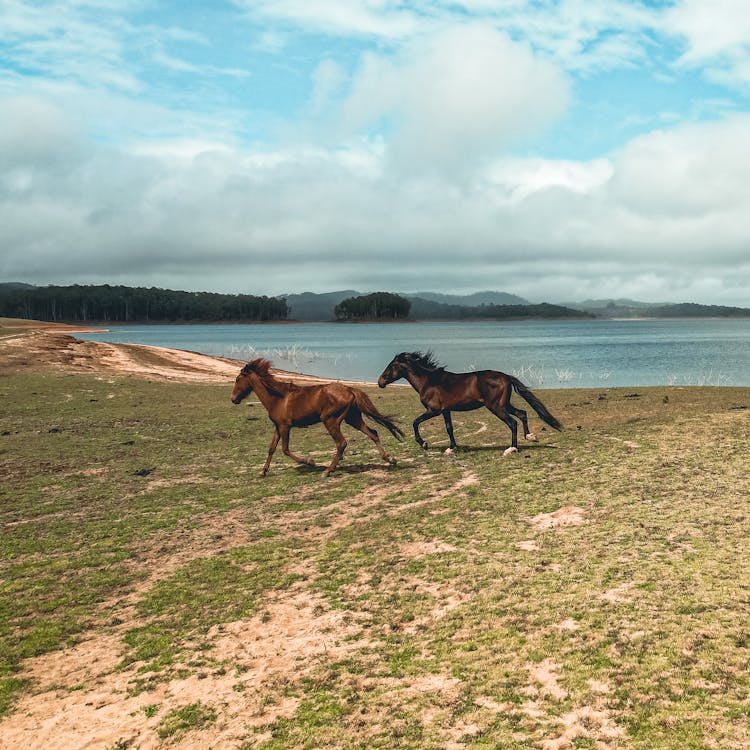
[1,0,750,304]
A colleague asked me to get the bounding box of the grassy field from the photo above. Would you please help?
[2,361,750,748]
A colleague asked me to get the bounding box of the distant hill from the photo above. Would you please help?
[560,298,666,318]
[570,298,663,311]
[284,290,360,321]
[471,303,592,320]
[566,299,750,318]
[411,290,529,306]
[648,303,750,318]
[409,297,590,320]
[0,282,36,290]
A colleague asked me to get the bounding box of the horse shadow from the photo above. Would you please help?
[292,460,405,476]
[428,442,559,454]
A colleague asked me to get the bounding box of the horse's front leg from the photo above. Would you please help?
[280,426,317,468]
[413,409,440,449]
[259,427,280,476]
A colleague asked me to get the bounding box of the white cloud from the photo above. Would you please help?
[340,25,570,174]
[0,95,83,169]
[236,0,424,39]
[665,0,750,83]
[308,59,347,118]
[609,115,750,218]
[487,157,613,203]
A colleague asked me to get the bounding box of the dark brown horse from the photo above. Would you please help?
[378,351,561,455]
[231,358,403,477]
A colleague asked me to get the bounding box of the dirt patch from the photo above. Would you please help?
[516,539,540,551]
[524,659,568,701]
[600,581,635,604]
[520,661,625,750]
[0,587,366,750]
[541,705,626,750]
[399,540,458,557]
[554,618,579,631]
[529,505,587,530]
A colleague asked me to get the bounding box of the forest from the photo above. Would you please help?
[334,292,412,320]
[407,299,592,320]
[0,284,288,323]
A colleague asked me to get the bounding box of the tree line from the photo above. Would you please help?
[408,298,592,320]
[0,284,288,323]
[334,292,412,321]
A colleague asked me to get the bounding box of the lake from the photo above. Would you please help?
[75,318,750,388]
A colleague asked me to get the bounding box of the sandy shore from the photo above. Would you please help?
[0,318,369,385]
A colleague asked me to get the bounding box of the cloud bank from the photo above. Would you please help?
[2,87,750,304]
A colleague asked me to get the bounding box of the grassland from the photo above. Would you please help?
[2,328,750,748]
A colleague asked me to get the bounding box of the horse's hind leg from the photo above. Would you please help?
[443,411,457,454]
[345,408,396,466]
[487,405,519,455]
[280,426,317,468]
[506,402,536,441]
[322,415,348,477]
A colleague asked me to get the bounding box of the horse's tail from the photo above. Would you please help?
[353,389,404,441]
[509,377,563,431]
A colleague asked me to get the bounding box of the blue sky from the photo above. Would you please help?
[1,0,750,303]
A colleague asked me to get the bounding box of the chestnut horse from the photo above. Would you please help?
[231,358,403,477]
[378,351,561,455]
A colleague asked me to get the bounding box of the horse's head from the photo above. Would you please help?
[231,364,255,404]
[378,353,410,388]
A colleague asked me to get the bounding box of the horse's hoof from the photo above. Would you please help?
[444,448,455,456]
[258,470,268,477]
[387,456,397,466]
[503,446,518,456]
[421,442,429,450]
[525,433,537,442]
[321,470,331,478]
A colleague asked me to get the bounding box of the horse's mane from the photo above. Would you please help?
[244,357,273,376]
[243,358,292,395]
[401,350,444,372]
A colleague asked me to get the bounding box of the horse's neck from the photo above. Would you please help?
[405,365,433,392]
[250,375,288,409]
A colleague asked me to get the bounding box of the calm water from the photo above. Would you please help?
[76,319,750,389]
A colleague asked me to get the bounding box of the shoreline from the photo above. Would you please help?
[4,316,750,390]
[0,318,376,386]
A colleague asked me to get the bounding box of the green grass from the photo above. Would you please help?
[157,701,217,738]
[2,364,750,748]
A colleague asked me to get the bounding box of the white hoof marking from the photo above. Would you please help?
[526,433,537,441]
[444,448,455,456]
[503,446,518,456]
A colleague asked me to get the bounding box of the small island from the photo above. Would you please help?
[334,292,411,321]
